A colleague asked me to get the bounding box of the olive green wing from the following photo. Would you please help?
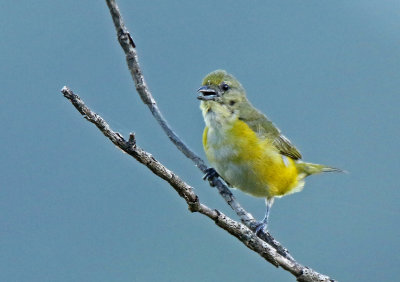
[238,107,302,160]
[273,134,302,160]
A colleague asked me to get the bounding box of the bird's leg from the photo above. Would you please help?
[203,168,233,188]
[255,198,275,234]
[203,167,219,180]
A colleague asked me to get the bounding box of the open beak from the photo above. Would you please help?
[197,86,218,101]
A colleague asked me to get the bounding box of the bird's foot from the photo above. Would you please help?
[254,221,268,235]
[202,167,219,181]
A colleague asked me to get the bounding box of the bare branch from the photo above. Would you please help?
[60,87,335,282]
[102,1,341,281]
[104,0,296,259]
[105,0,206,170]
[59,1,338,280]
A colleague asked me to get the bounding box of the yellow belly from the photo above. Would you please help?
[203,119,302,199]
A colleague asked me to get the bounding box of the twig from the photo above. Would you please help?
[104,0,295,260]
[60,87,335,282]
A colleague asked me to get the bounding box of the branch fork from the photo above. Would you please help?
[58,1,337,281]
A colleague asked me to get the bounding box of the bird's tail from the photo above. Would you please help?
[296,162,344,177]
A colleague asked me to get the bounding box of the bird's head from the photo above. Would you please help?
[197,70,248,117]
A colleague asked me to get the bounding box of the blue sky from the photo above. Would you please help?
[1,1,399,281]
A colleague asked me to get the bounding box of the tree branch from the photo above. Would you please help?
[60,87,334,282]
[100,0,338,281]
[58,0,338,280]
[104,0,296,259]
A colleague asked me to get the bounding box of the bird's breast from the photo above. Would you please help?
[203,118,301,198]
[203,119,271,197]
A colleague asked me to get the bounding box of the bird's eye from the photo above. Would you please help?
[221,83,230,91]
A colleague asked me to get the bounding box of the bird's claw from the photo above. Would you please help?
[254,221,268,235]
[203,167,219,181]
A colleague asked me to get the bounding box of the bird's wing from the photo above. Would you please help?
[272,134,302,160]
[239,109,302,160]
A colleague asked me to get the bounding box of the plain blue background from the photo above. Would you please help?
[1,1,399,281]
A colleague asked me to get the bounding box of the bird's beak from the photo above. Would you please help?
[197,86,218,101]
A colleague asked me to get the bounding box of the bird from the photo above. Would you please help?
[197,69,342,233]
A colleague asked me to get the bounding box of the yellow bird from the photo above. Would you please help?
[197,70,342,233]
